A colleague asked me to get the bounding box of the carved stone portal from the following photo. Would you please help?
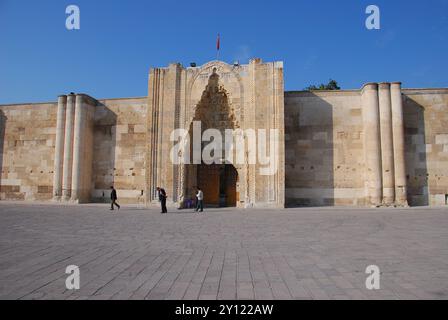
[146,59,285,208]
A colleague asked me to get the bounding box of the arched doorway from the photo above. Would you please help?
[183,68,240,208]
[197,163,238,207]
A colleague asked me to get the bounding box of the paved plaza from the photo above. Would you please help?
[0,202,447,300]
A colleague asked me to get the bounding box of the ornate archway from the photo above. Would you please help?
[147,59,285,209]
[183,69,240,207]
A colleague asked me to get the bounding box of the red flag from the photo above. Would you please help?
[216,34,220,51]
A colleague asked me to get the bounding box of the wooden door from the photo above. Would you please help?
[225,165,238,207]
[197,164,220,206]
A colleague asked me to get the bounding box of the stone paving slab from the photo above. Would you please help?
[0,202,447,300]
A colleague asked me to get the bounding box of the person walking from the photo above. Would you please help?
[157,187,167,213]
[195,187,204,212]
[110,186,120,211]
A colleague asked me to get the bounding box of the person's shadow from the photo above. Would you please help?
[285,92,334,207]
[92,103,117,203]
[403,96,429,206]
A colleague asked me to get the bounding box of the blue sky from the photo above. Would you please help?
[0,0,447,104]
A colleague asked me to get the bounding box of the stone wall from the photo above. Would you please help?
[403,88,448,206]
[0,83,446,208]
[0,102,57,200]
[285,87,448,207]
[284,90,366,206]
[92,97,147,204]
[0,97,147,204]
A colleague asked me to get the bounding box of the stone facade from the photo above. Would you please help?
[403,89,448,206]
[0,96,147,204]
[91,97,147,204]
[284,85,448,207]
[146,59,285,208]
[0,59,447,207]
[285,89,366,206]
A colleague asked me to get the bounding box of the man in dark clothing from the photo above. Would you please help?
[110,186,120,211]
[157,187,167,213]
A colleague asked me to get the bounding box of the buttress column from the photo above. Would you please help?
[361,83,382,206]
[378,83,395,205]
[391,82,408,206]
[53,95,67,199]
[71,94,85,202]
[62,93,75,200]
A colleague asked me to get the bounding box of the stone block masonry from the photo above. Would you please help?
[0,59,447,207]
[0,96,147,204]
[285,83,447,207]
[55,94,96,203]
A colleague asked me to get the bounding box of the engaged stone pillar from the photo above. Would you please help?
[391,82,408,206]
[361,83,382,206]
[379,83,395,205]
[53,95,67,200]
[71,94,85,202]
[62,94,76,200]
